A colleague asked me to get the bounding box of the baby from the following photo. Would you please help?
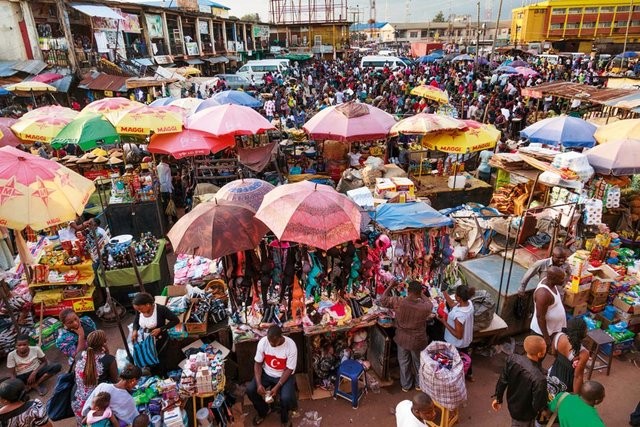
[81,392,118,427]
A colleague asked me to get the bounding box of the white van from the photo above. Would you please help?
[236,60,288,86]
[360,55,407,70]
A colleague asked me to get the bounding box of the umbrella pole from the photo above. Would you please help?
[127,245,146,293]
[0,280,20,334]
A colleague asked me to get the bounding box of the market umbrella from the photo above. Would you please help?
[31,73,64,84]
[21,105,78,121]
[410,85,449,104]
[188,104,275,137]
[50,113,119,150]
[452,54,473,62]
[494,65,518,74]
[593,119,640,144]
[81,98,144,125]
[302,101,396,142]
[418,54,440,63]
[389,113,466,136]
[477,57,489,66]
[11,108,79,143]
[195,90,262,110]
[0,118,21,147]
[149,97,176,107]
[148,129,235,158]
[617,51,638,58]
[0,146,95,230]
[216,178,275,211]
[510,60,529,68]
[521,115,596,148]
[175,67,201,76]
[255,180,362,251]
[169,98,204,115]
[114,105,183,135]
[585,139,640,175]
[515,67,538,78]
[167,198,268,259]
[5,82,57,93]
[422,120,500,153]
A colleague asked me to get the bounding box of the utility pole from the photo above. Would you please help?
[475,1,480,67]
[491,0,504,60]
[623,0,634,68]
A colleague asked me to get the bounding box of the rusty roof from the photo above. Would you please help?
[78,72,128,92]
[521,82,632,104]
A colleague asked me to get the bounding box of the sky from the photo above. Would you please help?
[222,0,525,23]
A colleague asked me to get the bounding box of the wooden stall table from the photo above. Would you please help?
[413,175,493,210]
[31,261,97,317]
[473,313,508,346]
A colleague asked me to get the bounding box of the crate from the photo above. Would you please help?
[564,289,590,307]
[601,338,634,356]
[565,302,588,316]
[184,298,207,334]
[613,295,640,315]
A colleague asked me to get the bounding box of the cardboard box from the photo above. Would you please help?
[613,295,640,315]
[601,338,634,356]
[567,251,590,277]
[184,298,207,334]
[588,265,618,293]
[566,302,588,316]
[613,307,640,326]
[374,178,396,199]
[156,285,188,306]
[569,273,593,293]
[564,289,590,307]
[589,291,609,307]
[390,177,416,200]
[595,313,613,330]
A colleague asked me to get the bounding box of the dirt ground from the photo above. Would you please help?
[2,313,635,427]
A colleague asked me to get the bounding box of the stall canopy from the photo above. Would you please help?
[373,202,453,231]
[521,81,630,104]
[71,4,124,20]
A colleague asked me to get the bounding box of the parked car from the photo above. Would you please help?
[215,73,252,89]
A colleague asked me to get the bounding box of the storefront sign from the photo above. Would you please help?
[84,170,110,180]
[199,20,209,34]
[154,55,174,65]
[253,25,270,39]
[120,12,141,34]
[104,90,114,97]
[145,14,164,38]
[199,4,211,14]
[185,42,199,55]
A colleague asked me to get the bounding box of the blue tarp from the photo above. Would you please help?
[372,202,453,231]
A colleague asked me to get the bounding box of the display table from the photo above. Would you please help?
[106,200,167,238]
[98,239,169,288]
[413,175,493,210]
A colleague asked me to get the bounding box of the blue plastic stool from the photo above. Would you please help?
[333,359,367,408]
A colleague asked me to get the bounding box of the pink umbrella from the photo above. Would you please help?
[303,101,396,142]
[516,67,538,78]
[187,104,275,137]
[148,129,235,159]
[216,178,275,211]
[255,180,362,250]
[32,73,64,84]
[0,118,21,147]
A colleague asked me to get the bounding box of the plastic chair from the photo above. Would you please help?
[333,359,367,408]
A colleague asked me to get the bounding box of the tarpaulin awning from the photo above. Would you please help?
[238,142,277,172]
[49,75,73,93]
[226,55,241,61]
[206,56,229,64]
[131,58,155,67]
[71,4,123,19]
[372,202,453,231]
[185,58,205,65]
[78,72,128,92]
[603,92,640,109]
[0,61,19,77]
[126,76,178,88]
[521,81,630,104]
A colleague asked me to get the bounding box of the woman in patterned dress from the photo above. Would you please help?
[0,378,51,427]
[71,330,118,424]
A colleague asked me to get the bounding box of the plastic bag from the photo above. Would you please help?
[419,341,467,410]
[298,411,322,427]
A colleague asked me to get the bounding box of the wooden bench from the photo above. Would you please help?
[473,313,508,346]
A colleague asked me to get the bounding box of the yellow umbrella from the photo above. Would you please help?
[390,113,466,136]
[169,98,204,115]
[114,105,184,135]
[422,121,500,153]
[5,82,57,92]
[81,98,144,125]
[91,148,108,157]
[175,67,201,76]
[11,109,79,143]
[594,119,640,144]
[21,106,78,121]
[410,85,449,104]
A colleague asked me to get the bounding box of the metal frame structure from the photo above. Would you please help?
[269,0,349,24]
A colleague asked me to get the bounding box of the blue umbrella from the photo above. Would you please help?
[0,88,10,96]
[429,50,444,59]
[419,54,441,63]
[520,115,596,148]
[149,97,176,106]
[453,54,474,62]
[494,65,518,74]
[617,51,638,59]
[477,57,489,65]
[195,90,262,111]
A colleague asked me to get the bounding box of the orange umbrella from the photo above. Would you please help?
[148,129,235,158]
[81,98,144,125]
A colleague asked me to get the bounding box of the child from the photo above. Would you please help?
[132,414,150,427]
[6,334,61,395]
[82,392,119,427]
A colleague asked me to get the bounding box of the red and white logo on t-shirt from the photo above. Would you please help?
[264,353,287,372]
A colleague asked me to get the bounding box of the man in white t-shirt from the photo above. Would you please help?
[396,393,436,426]
[247,325,297,427]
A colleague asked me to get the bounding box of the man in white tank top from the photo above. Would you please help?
[531,266,567,350]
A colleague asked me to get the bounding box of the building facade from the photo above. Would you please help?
[511,0,640,52]
[392,20,512,51]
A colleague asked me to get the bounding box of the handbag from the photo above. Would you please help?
[546,392,570,427]
[133,332,159,368]
[46,361,75,421]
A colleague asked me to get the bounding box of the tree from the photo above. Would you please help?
[241,13,261,22]
[433,11,446,22]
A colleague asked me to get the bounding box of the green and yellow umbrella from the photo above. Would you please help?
[50,113,119,151]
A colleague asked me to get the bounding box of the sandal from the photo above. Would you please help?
[253,409,272,426]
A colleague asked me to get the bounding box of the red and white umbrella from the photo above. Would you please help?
[188,104,275,137]
[148,129,235,159]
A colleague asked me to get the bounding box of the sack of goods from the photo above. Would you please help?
[419,341,467,410]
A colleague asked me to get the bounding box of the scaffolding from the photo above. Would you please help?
[269,0,349,24]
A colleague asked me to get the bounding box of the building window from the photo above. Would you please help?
[550,23,564,30]
[597,21,612,28]
[551,8,566,15]
[568,8,582,14]
[635,5,640,12]
[421,30,428,38]
[584,7,598,13]
[616,20,628,27]
[566,23,580,29]
[600,7,614,13]
[409,31,418,38]
[617,6,630,12]
[632,20,640,26]
[582,22,596,28]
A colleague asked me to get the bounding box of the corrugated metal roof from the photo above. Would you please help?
[0,61,19,77]
[185,58,205,65]
[78,72,128,92]
[11,60,48,75]
[521,82,631,104]
[205,56,229,64]
[50,75,74,93]
[71,4,124,19]
[350,22,389,31]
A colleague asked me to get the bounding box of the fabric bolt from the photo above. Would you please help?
[81,383,139,425]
